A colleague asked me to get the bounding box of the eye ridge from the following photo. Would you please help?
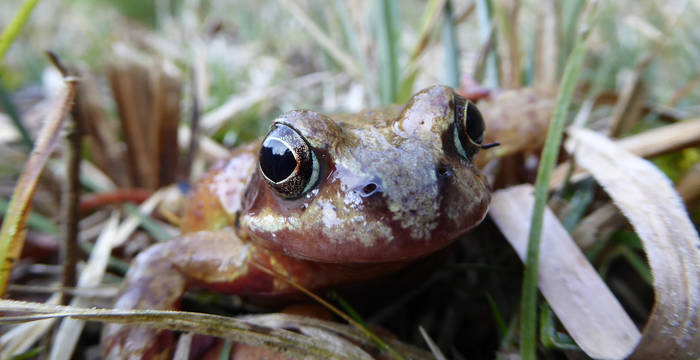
[259,123,319,199]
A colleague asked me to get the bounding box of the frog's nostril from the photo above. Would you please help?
[360,182,380,197]
[437,166,451,178]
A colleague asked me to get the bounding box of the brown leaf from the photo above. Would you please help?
[476,88,554,167]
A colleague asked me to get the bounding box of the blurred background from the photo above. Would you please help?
[2,0,698,146]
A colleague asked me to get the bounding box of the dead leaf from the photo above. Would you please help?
[490,184,641,359]
[565,127,700,359]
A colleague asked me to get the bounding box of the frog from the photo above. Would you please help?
[102,85,496,359]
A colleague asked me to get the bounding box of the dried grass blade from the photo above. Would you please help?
[277,0,362,79]
[608,56,651,137]
[472,21,496,84]
[151,64,181,187]
[549,118,700,189]
[241,313,430,359]
[177,124,229,160]
[565,127,700,359]
[491,0,521,88]
[615,118,700,158]
[173,333,193,360]
[533,1,558,91]
[200,71,331,133]
[418,326,447,360]
[0,293,59,358]
[49,214,119,360]
[0,299,373,360]
[491,185,641,358]
[407,0,447,66]
[73,72,129,187]
[668,75,700,107]
[108,61,156,189]
[0,77,78,297]
[676,163,700,206]
[571,202,625,251]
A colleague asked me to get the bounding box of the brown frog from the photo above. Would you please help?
[102,85,494,359]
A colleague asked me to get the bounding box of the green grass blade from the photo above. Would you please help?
[218,340,232,360]
[330,0,377,101]
[0,81,32,148]
[475,0,499,87]
[519,6,597,359]
[486,293,508,337]
[560,0,587,77]
[442,1,459,88]
[561,179,595,232]
[0,0,40,64]
[375,0,400,104]
[328,290,389,354]
[331,0,364,68]
[10,346,43,360]
[539,303,580,351]
[598,244,653,286]
[123,203,172,242]
[0,198,58,235]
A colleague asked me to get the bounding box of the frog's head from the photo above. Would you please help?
[240,85,490,263]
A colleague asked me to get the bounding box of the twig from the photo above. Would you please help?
[47,51,83,305]
[182,66,200,183]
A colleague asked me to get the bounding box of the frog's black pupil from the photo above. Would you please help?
[465,103,485,144]
[260,139,297,183]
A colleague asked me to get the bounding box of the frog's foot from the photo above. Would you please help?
[101,230,352,359]
[102,241,186,359]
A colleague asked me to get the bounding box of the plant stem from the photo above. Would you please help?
[519,8,596,359]
[442,0,460,88]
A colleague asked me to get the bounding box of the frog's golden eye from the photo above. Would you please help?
[453,94,485,159]
[259,123,319,199]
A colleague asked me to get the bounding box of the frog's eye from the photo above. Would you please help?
[453,94,485,159]
[259,124,319,199]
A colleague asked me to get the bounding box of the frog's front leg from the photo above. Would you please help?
[101,230,314,359]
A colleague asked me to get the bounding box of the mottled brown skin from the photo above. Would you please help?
[102,86,494,359]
